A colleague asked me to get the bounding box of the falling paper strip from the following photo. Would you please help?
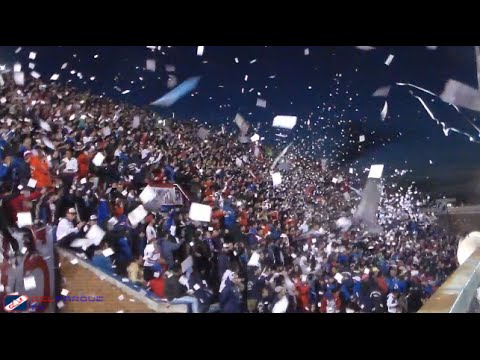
[14,63,22,72]
[396,82,437,97]
[440,79,480,112]
[380,101,388,121]
[356,46,376,51]
[121,90,130,95]
[150,76,201,107]
[304,48,310,55]
[272,172,282,186]
[15,47,22,54]
[0,74,3,87]
[28,63,35,70]
[31,71,41,79]
[70,258,79,265]
[426,46,438,50]
[272,115,297,130]
[256,98,267,108]
[385,54,394,66]
[102,248,115,257]
[61,289,69,296]
[92,153,105,167]
[118,295,125,301]
[250,134,260,142]
[271,142,293,170]
[128,205,148,226]
[197,46,205,56]
[188,203,212,223]
[50,73,60,81]
[368,164,384,179]
[146,59,156,72]
[17,212,33,228]
[372,86,391,97]
[24,276,36,290]
[359,135,365,142]
[29,52,37,60]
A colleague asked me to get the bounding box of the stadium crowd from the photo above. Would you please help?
[0,72,459,313]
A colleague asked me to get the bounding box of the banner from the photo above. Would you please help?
[144,186,184,211]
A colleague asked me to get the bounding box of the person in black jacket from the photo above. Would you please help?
[164,264,200,313]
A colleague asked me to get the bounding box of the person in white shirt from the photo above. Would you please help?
[387,291,400,313]
[61,149,78,188]
[146,216,157,243]
[143,237,160,282]
[56,208,85,248]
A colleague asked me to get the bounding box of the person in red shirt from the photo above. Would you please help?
[149,276,166,299]
[7,189,43,225]
[295,277,310,312]
[76,146,91,179]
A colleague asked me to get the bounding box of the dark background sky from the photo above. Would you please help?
[1,45,479,202]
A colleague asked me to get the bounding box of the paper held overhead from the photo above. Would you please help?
[13,72,25,86]
[150,76,201,107]
[368,164,384,179]
[139,186,157,204]
[86,225,106,246]
[247,252,260,267]
[17,212,33,228]
[272,172,282,186]
[128,205,148,226]
[272,115,297,130]
[440,79,480,112]
[189,203,212,223]
[92,152,105,167]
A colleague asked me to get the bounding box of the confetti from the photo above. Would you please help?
[29,51,37,60]
[256,98,267,108]
[146,59,156,72]
[385,54,394,66]
[197,46,205,56]
[272,115,297,130]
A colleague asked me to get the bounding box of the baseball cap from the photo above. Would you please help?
[67,208,77,214]
[90,215,98,221]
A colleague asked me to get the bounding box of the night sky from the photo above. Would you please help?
[1,45,479,201]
